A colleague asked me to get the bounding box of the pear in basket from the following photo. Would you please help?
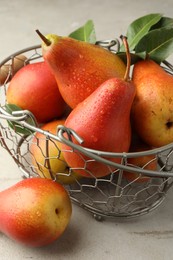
[60,36,136,178]
[30,119,81,184]
[36,30,126,109]
[123,134,157,182]
[131,59,173,147]
[6,61,66,124]
[0,54,28,86]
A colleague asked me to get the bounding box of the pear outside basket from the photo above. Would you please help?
[1,41,173,221]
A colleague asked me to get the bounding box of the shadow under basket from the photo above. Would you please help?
[1,44,173,220]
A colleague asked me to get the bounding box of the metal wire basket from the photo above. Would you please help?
[1,42,173,220]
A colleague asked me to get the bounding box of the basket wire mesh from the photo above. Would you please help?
[1,42,173,220]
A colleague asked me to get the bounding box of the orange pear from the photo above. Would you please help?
[131,59,173,147]
[36,30,126,109]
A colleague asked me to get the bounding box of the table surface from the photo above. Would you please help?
[1,1,173,259]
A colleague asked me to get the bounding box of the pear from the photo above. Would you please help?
[36,30,126,109]
[123,133,157,183]
[0,178,72,247]
[60,36,136,178]
[0,54,28,86]
[6,61,66,123]
[30,119,82,184]
[131,59,173,147]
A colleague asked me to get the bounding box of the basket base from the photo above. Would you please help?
[19,165,169,220]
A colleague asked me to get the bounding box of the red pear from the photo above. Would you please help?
[61,37,136,178]
[6,61,66,123]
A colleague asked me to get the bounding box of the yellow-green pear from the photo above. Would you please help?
[30,119,81,184]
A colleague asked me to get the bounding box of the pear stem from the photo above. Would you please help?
[120,35,131,82]
[36,29,51,46]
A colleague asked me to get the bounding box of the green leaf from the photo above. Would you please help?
[5,104,35,135]
[135,28,173,63]
[150,17,173,30]
[68,20,96,43]
[133,51,148,60]
[120,13,163,51]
